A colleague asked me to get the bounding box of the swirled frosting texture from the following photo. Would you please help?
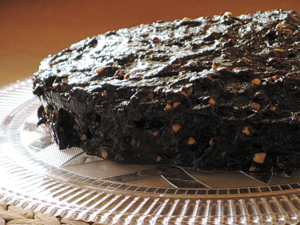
[33,10,300,174]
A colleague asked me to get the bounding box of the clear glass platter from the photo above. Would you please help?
[1,78,300,224]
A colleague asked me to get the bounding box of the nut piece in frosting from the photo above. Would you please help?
[253,153,267,164]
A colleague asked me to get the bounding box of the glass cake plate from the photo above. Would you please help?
[1,78,300,224]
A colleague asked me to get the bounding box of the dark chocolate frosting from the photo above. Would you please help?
[33,10,300,174]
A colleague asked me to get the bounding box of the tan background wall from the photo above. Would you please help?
[1,0,300,87]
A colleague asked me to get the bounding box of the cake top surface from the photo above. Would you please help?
[34,9,300,119]
[36,9,300,87]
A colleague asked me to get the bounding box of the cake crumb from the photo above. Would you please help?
[209,97,216,105]
[188,137,196,145]
[102,152,108,159]
[277,22,285,28]
[217,66,227,71]
[101,92,108,98]
[96,67,105,74]
[172,124,181,132]
[152,131,160,136]
[249,166,256,172]
[165,104,172,110]
[173,102,181,108]
[242,126,250,135]
[153,38,161,43]
[187,87,193,94]
[282,28,293,32]
[81,134,87,141]
[251,78,261,85]
[124,72,131,79]
[148,93,154,98]
[253,153,266,164]
[274,49,286,52]
[252,103,260,110]
[212,62,218,70]
[178,91,188,97]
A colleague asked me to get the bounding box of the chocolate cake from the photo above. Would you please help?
[33,10,300,175]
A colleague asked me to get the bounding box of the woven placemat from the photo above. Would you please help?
[0,201,108,225]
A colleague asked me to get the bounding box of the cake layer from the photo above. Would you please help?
[33,10,300,174]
